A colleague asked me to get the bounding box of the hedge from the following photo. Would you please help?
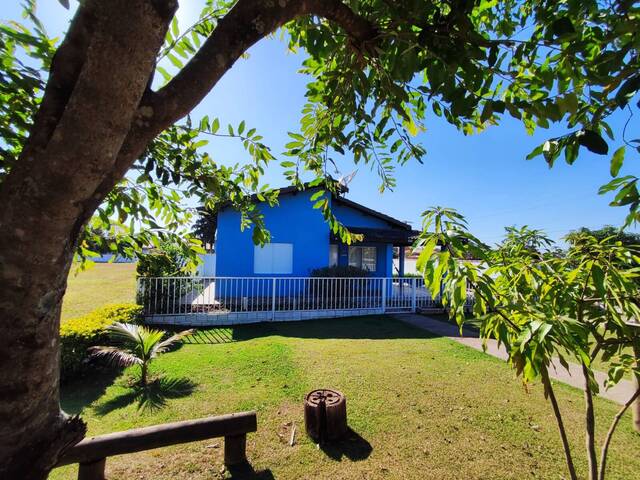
[60,303,142,381]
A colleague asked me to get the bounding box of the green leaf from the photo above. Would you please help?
[576,129,609,155]
[166,53,183,69]
[610,146,625,177]
[487,45,498,68]
[171,16,179,38]
[550,17,575,37]
[592,265,606,299]
[615,75,640,107]
[480,101,493,123]
[211,118,220,134]
[526,144,543,160]
[491,100,506,114]
[309,190,325,201]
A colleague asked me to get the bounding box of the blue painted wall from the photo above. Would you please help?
[216,189,330,277]
[332,202,396,229]
[216,191,398,278]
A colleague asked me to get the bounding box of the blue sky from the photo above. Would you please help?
[5,1,638,245]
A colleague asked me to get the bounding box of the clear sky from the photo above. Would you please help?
[5,1,639,246]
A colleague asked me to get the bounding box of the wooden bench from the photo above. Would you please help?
[55,411,257,480]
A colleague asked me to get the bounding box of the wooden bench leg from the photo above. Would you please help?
[78,458,106,480]
[224,434,247,465]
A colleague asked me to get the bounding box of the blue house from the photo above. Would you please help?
[215,186,418,278]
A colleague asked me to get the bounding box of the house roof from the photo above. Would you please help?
[219,182,412,232]
[332,196,411,230]
[330,227,420,246]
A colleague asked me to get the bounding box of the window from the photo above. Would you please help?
[329,244,339,267]
[348,246,377,272]
[254,243,293,274]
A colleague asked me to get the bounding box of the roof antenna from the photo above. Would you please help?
[337,170,357,195]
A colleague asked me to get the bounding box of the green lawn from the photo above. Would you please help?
[51,316,640,480]
[62,263,137,322]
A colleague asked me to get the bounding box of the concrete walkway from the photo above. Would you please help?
[396,313,636,405]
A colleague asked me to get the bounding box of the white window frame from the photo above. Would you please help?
[254,243,293,274]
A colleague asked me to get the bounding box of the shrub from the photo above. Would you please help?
[136,243,194,314]
[310,265,370,278]
[309,265,372,302]
[136,242,187,278]
[60,303,142,381]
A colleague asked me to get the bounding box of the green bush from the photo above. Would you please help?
[310,265,370,277]
[136,242,187,278]
[60,303,142,381]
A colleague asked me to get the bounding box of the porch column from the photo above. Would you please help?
[398,246,405,278]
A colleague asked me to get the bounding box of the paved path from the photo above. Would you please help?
[396,313,636,405]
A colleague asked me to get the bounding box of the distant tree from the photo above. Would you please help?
[568,226,640,247]
[192,206,217,250]
[417,207,640,480]
[568,225,640,433]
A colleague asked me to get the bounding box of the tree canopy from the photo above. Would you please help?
[2,0,638,267]
[416,207,640,480]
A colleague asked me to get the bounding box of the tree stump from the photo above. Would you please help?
[304,389,347,443]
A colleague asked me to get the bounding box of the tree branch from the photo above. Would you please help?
[598,386,640,480]
[582,363,598,480]
[19,3,96,160]
[541,366,578,480]
[88,0,378,215]
[149,0,378,129]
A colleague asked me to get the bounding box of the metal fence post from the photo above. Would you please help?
[271,278,277,321]
[381,278,387,314]
[411,278,417,313]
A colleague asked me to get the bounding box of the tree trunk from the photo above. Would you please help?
[0,1,175,477]
[541,367,578,480]
[632,345,640,432]
[582,363,598,480]
[0,1,376,477]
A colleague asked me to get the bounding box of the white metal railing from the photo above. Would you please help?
[137,276,468,326]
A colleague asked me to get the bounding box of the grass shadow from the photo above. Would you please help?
[231,316,434,342]
[93,376,196,415]
[225,463,275,479]
[61,366,123,415]
[185,328,234,344]
[158,316,437,345]
[319,427,373,462]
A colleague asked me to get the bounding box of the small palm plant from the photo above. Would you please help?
[89,322,194,386]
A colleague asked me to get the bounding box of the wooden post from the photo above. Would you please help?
[78,458,105,480]
[224,434,247,465]
[304,389,347,443]
[56,411,257,468]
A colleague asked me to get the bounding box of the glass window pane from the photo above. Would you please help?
[348,246,362,268]
[362,247,377,272]
[329,244,339,267]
